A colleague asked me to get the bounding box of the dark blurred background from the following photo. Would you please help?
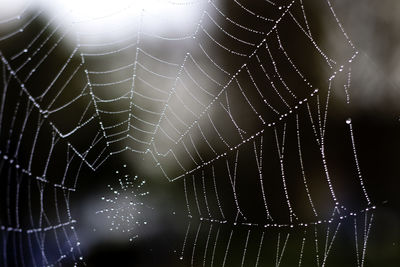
[0,0,399,266]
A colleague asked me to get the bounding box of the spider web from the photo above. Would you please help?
[0,0,380,266]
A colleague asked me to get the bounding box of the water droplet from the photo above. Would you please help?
[346,118,351,124]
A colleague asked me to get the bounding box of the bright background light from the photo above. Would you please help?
[39,0,203,41]
[0,0,203,41]
[0,0,31,22]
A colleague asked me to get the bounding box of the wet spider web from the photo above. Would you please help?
[0,0,381,266]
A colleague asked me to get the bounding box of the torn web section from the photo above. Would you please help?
[0,11,107,265]
[0,72,86,266]
[0,3,108,167]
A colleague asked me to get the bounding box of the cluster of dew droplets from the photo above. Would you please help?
[96,164,150,242]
